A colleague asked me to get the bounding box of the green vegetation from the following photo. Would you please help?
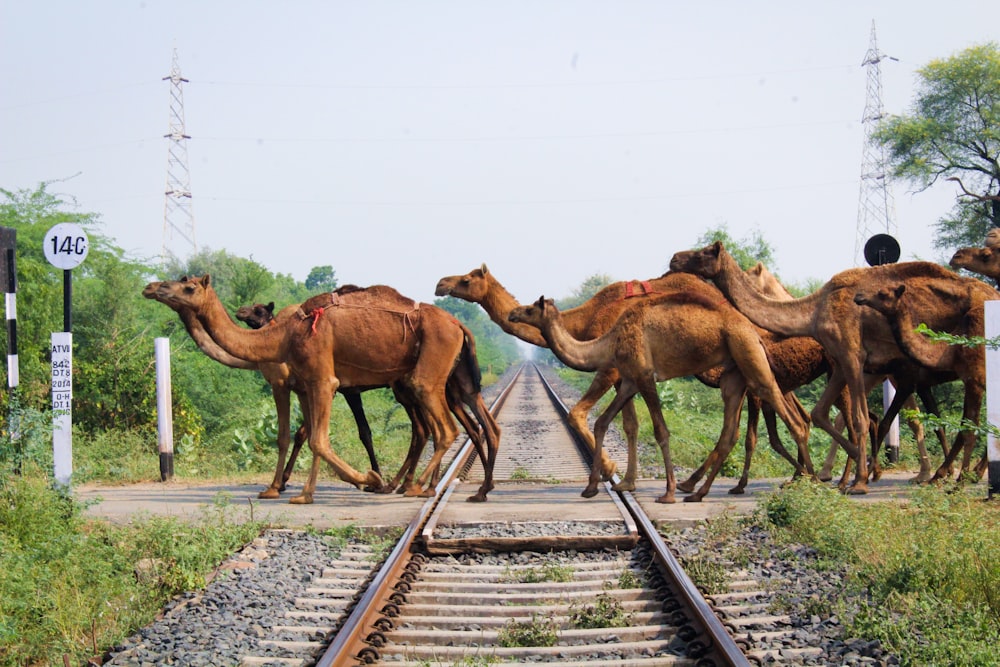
[496,613,560,648]
[0,465,265,667]
[568,591,633,629]
[501,562,574,584]
[761,480,1000,666]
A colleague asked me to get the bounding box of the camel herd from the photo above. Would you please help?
[142,236,1000,505]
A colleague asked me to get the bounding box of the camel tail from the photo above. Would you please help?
[458,323,483,393]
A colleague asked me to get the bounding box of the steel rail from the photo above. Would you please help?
[535,367,751,667]
[316,364,523,666]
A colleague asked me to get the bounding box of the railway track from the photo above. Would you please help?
[104,363,843,667]
[317,364,749,667]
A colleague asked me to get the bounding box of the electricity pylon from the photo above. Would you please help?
[162,47,196,265]
[854,20,898,267]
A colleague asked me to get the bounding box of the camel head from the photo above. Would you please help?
[507,296,558,328]
[668,241,725,279]
[745,262,793,299]
[950,246,997,273]
[143,274,215,312]
[853,283,907,316]
[236,302,276,330]
[434,263,491,301]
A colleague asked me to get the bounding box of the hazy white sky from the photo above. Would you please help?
[2,1,998,305]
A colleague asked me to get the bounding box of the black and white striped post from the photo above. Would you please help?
[1,227,18,472]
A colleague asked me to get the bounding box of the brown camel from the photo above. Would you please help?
[669,241,999,493]
[143,276,490,503]
[144,284,329,499]
[950,245,1000,284]
[507,290,812,503]
[437,263,821,497]
[701,264,943,486]
[235,301,501,499]
[854,282,989,480]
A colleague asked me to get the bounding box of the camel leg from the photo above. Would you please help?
[588,383,636,498]
[618,394,640,487]
[260,385,293,499]
[931,381,983,482]
[678,394,759,495]
[810,373,864,487]
[729,404,759,495]
[295,378,381,504]
[729,331,814,479]
[913,386,948,483]
[685,371,746,502]
[567,368,620,479]
[630,375,675,504]
[342,390,381,477]
[461,393,500,503]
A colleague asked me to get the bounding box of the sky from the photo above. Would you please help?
[2,1,998,306]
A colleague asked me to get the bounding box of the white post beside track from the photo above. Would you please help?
[984,301,1000,499]
[155,337,174,481]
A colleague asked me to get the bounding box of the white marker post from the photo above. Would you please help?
[155,337,174,481]
[43,222,88,488]
[985,301,1000,499]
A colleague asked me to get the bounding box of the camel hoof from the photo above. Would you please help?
[909,473,932,484]
[676,480,697,493]
[289,494,313,505]
[581,486,599,499]
[258,488,281,499]
[466,493,488,503]
[403,486,423,497]
[655,494,675,504]
[611,480,636,493]
[870,470,883,482]
[817,473,833,483]
[365,470,384,489]
[846,485,869,496]
[727,486,746,495]
[683,494,704,503]
[419,487,436,498]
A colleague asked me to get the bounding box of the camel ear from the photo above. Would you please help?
[200,275,212,287]
[266,302,275,314]
[535,296,545,308]
[711,240,724,254]
[893,284,906,299]
[480,263,489,275]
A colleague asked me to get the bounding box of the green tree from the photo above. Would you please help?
[558,273,614,310]
[165,248,274,311]
[305,265,338,292]
[873,42,1000,248]
[694,224,777,272]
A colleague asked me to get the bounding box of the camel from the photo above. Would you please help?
[669,241,999,493]
[143,276,494,504]
[853,282,989,480]
[235,300,501,499]
[703,264,944,487]
[143,284,336,499]
[950,245,1000,285]
[435,264,816,496]
[507,288,812,503]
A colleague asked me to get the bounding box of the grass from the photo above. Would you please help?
[759,479,1000,666]
[0,464,267,667]
[496,613,560,647]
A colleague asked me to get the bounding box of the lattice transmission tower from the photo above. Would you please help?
[853,21,898,266]
[162,48,196,265]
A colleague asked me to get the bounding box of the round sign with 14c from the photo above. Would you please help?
[44,222,89,270]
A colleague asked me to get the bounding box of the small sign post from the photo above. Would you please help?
[863,234,902,462]
[43,223,88,487]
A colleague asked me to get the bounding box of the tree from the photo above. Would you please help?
[695,224,777,271]
[873,42,1000,248]
[558,273,614,310]
[305,265,338,292]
